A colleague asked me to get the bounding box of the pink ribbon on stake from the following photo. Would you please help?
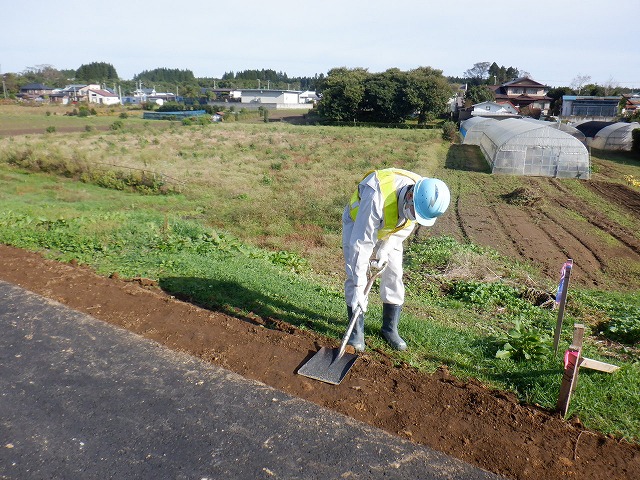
[564,349,579,369]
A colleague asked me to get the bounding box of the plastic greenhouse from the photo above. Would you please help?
[461,118,590,179]
[521,118,587,145]
[459,117,493,144]
[589,122,640,151]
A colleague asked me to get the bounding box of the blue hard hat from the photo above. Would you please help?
[413,178,450,226]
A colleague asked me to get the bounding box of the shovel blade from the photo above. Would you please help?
[297,347,358,385]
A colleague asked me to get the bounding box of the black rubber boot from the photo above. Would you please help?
[381,303,407,351]
[346,305,365,352]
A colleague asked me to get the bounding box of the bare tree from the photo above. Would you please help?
[464,62,491,81]
[571,74,591,94]
[602,76,619,96]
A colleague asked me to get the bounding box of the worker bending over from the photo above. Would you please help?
[342,168,450,351]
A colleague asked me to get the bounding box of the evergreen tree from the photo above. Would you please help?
[75,62,118,83]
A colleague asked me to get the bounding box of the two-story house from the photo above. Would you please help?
[489,77,551,115]
[18,83,54,101]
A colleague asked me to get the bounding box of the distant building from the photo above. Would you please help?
[561,96,621,120]
[489,77,551,115]
[470,101,520,118]
[121,87,178,105]
[201,88,241,102]
[87,89,121,105]
[622,95,640,115]
[238,89,314,109]
[18,83,54,101]
[299,90,319,104]
[48,84,102,104]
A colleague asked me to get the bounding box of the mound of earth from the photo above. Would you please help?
[1,244,638,480]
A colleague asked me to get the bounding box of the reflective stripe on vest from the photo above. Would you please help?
[349,168,422,240]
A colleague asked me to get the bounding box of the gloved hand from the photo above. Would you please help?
[350,288,368,314]
[370,248,389,270]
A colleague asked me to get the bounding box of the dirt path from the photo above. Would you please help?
[1,244,638,480]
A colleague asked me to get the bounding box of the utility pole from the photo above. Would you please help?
[1,64,7,99]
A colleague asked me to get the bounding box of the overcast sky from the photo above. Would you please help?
[2,0,638,88]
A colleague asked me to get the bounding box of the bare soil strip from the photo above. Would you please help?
[1,244,638,480]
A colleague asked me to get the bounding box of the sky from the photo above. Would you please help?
[2,0,638,89]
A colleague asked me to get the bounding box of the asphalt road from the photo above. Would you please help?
[0,280,502,479]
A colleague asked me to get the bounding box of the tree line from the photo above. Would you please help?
[4,60,637,122]
[2,63,323,97]
[316,67,452,124]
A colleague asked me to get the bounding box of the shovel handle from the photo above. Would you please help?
[336,263,387,359]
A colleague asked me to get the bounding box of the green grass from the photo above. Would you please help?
[1,165,638,441]
[0,110,639,442]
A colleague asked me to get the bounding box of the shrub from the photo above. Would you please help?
[110,120,124,131]
[441,121,458,142]
[196,115,211,126]
[45,126,56,134]
[119,112,129,119]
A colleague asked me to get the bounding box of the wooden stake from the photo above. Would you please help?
[553,259,573,356]
[556,324,584,417]
[556,324,619,418]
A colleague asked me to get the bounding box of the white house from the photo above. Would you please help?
[240,89,301,104]
[49,84,102,104]
[87,89,121,105]
[299,90,319,104]
[235,89,313,109]
[471,101,520,118]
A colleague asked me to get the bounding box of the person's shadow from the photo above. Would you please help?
[158,276,343,339]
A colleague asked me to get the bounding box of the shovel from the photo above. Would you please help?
[297,263,386,385]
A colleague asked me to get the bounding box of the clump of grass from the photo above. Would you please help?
[502,187,543,206]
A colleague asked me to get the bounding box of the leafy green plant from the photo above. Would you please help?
[267,250,308,273]
[598,312,640,345]
[574,291,640,346]
[496,320,552,361]
[447,280,536,314]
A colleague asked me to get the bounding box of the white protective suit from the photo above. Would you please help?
[342,171,417,310]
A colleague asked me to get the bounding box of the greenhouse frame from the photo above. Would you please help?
[461,118,590,179]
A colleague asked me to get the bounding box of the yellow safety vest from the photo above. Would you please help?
[349,168,422,240]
